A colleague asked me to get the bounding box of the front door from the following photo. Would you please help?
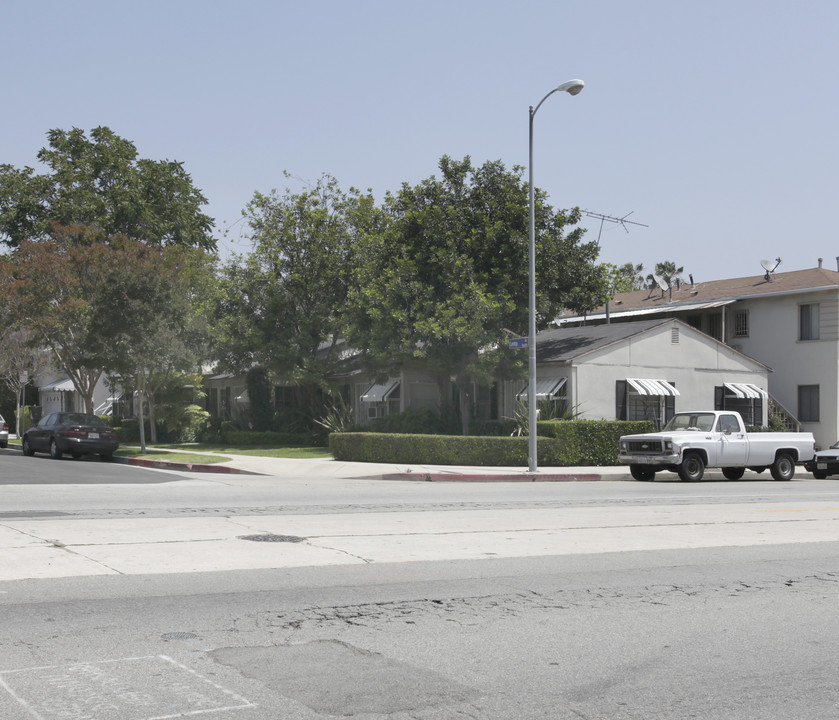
[716,413,748,466]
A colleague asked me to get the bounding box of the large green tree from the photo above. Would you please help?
[214,174,382,423]
[96,241,214,447]
[347,155,608,433]
[0,126,215,250]
[0,227,212,437]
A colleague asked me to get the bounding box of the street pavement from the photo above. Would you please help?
[4,448,838,584]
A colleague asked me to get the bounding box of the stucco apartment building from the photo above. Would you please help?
[558,261,839,449]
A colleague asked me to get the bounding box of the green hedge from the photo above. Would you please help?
[330,420,656,466]
[536,419,655,465]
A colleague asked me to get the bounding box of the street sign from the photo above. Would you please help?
[508,337,528,349]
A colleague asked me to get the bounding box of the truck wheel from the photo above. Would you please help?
[722,467,745,481]
[678,452,705,482]
[813,470,828,479]
[771,453,795,481]
[630,465,655,481]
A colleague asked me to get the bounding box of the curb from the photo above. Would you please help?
[379,472,612,482]
[113,456,260,475]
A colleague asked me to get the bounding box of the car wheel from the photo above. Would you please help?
[678,452,705,482]
[629,465,655,481]
[813,470,828,480]
[71,452,82,460]
[722,467,745,481]
[770,452,795,481]
[22,436,35,457]
[0,441,7,449]
[100,452,114,461]
[49,438,63,460]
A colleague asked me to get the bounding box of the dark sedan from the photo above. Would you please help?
[804,441,839,479]
[22,412,119,460]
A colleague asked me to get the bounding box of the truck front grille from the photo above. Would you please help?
[625,440,664,454]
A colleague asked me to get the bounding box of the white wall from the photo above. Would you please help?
[727,291,839,448]
[567,322,769,421]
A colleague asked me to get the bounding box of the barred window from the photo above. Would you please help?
[734,310,749,337]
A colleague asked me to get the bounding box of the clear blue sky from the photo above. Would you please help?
[4,0,837,282]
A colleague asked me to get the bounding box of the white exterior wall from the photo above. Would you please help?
[566,322,768,421]
[725,291,839,448]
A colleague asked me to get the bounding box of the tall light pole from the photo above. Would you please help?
[528,79,584,472]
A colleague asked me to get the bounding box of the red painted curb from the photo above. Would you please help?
[379,473,606,482]
[114,456,251,474]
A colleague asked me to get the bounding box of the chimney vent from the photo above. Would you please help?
[819,258,823,268]
[689,273,694,288]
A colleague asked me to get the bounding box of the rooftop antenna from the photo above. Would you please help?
[760,257,782,282]
[583,210,649,244]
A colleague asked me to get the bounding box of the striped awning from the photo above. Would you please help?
[724,382,767,399]
[517,377,567,401]
[361,379,400,403]
[627,378,680,396]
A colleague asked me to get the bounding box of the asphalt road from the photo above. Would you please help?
[1,457,839,719]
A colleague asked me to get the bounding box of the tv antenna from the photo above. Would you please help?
[583,210,649,244]
[760,257,782,282]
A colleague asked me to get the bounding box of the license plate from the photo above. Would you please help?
[818,462,827,470]
[88,432,100,439]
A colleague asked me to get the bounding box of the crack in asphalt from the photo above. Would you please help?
[226,571,839,640]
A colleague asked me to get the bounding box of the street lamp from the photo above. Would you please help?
[528,79,584,472]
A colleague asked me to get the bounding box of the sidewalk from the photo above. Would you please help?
[114,450,631,482]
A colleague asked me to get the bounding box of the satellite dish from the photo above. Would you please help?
[760,257,782,281]
[653,274,669,291]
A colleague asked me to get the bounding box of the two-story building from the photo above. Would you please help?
[558,260,839,448]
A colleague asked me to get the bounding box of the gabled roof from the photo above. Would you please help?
[560,266,839,324]
[534,317,770,370]
[535,318,674,362]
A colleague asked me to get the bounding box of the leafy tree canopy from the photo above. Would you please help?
[0,126,215,250]
[214,174,383,416]
[347,155,608,387]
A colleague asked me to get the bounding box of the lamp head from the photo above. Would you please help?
[558,79,585,96]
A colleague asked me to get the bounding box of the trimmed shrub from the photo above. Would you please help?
[536,419,655,465]
[330,432,529,465]
[330,419,657,466]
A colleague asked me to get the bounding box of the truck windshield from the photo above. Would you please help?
[663,413,716,432]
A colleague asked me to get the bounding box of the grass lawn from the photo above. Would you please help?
[147,444,333,459]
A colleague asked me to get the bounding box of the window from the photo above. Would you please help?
[734,310,749,337]
[800,303,820,341]
[798,385,820,422]
[715,414,740,433]
[708,313,722,340]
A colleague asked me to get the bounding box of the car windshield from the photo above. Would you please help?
[662,413,716,432]
[60,413,108,427]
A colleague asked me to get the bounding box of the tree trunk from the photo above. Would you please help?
[458,381,472,436]
[137,370,147,453]
[147,390,157,444]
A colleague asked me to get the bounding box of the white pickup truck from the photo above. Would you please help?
[618,410,816,482]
